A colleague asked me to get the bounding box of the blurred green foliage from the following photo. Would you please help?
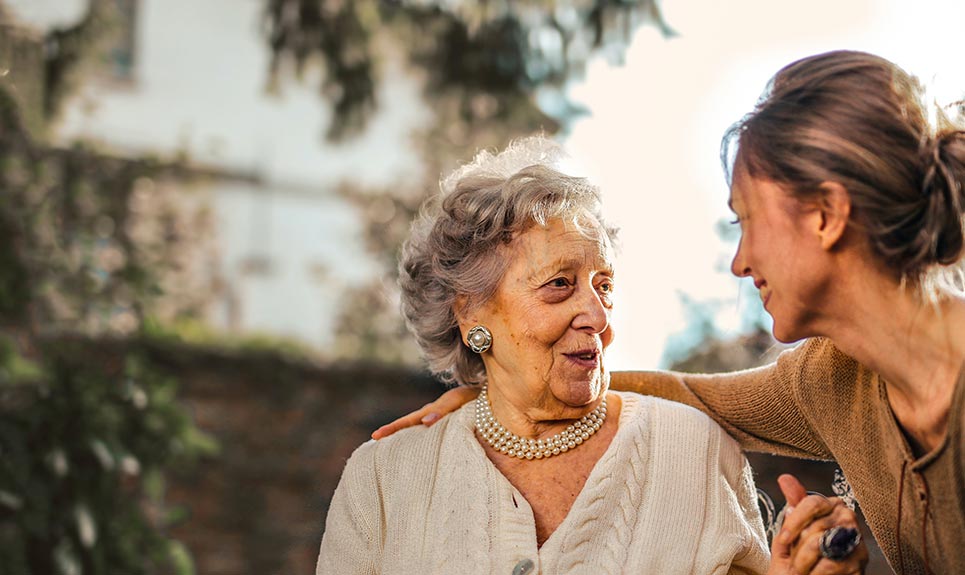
[0,48,215,572]
[143,317,320,363]
[0,336,216,575]
[263,0,675,138]
[41,0,120,123]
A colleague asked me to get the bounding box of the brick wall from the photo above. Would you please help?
[153,345,442,575]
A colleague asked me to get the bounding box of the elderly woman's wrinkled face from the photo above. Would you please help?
[468,218,615,418]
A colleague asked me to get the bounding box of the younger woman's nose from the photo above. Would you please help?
[730,239,751,278]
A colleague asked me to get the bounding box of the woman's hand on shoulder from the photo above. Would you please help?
[766,474,868,575]
[371,386,479,439]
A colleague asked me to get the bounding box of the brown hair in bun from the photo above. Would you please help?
[722,50,965,286]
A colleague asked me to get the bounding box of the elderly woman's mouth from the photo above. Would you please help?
[564,349,602,368]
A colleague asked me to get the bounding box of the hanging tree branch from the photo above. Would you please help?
[42,0,119,121]
[261,0,676,140]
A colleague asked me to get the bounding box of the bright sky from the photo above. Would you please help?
[564,0,965,370]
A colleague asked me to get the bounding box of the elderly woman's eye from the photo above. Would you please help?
[548,278,570,288]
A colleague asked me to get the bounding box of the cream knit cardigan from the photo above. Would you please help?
[317,392,769,574]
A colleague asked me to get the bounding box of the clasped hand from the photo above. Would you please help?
[768,474,868,575]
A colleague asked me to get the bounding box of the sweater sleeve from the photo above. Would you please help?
[725,455,771,575]
[610,338,835,459]
[316,444,381,575]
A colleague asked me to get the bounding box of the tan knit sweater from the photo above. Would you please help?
[611,337,965,575]
[317,392,769,574]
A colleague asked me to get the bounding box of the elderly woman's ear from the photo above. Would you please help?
[455,296,494,355]
[453,295,472,342]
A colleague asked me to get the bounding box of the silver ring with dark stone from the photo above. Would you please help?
[819,526,861,560]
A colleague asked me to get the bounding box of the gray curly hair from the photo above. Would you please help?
[398,136,618,386]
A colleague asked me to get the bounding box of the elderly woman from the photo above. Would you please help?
[316,137,774,574]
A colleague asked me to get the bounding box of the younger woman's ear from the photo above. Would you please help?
[816,181,851,250]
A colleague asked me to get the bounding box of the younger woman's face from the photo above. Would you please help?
[728,168,832,342]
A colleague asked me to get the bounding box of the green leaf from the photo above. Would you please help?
[168,540,196,575]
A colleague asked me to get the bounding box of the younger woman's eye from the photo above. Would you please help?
[729,217,741,225]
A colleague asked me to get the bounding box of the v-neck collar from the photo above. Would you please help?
[455,393,640,554]
[876,360,965,471]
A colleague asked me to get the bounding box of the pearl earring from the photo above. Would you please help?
[466,325,492,353]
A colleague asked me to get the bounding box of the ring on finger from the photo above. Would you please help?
[818,526,861,560]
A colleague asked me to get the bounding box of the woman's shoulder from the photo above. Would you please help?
[615,391,747,464]
[616,391,733,439]
[343,403,475,481]
[611,393,748,483]
[774,337,871,397]
[616,389,719,426]
[778,337,859,372]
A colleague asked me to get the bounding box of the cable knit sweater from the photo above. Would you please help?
[611,337,965,575]
[317,392,769,575]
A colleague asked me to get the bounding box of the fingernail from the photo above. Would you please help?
[785,505,794,517]
[422,413,440,424]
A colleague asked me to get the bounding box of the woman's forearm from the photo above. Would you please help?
[610,341,832,460]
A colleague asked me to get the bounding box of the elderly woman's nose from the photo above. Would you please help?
[572,286,610,333]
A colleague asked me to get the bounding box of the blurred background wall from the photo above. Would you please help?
[2,1,962,573]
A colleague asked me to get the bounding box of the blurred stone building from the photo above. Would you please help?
[2,0,429,351]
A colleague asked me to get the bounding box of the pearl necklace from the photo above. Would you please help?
[474,385,607,460]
